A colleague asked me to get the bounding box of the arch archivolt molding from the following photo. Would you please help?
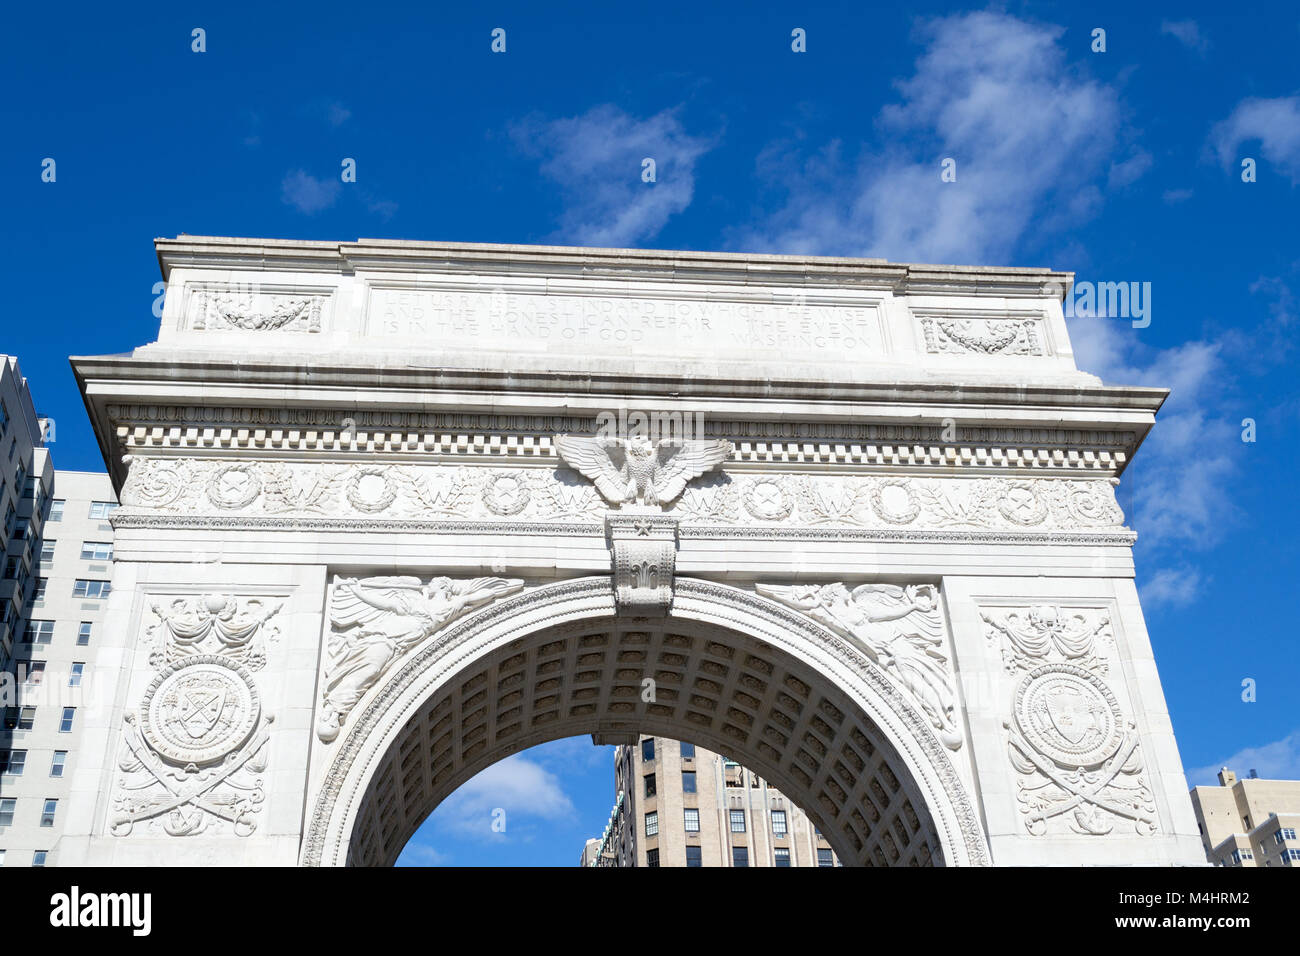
[301,576,990,868]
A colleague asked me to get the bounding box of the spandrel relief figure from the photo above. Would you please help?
[318,575,524,742]
[758,582,962,750]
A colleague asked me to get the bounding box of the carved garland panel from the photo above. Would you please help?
[108,594,283,838]
[980,604,1159,838]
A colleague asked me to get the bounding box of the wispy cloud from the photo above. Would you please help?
[1210,95,1300,183]
[431,754,576,842]
[1068,315,1238,558]
[1161,19,1209,55]
[1187,729,1300,786]
[1140,566,1205,608]
[280,169,341,214]
[327,102,351,127]
[511,104,715,247]
[734,11,1137,264]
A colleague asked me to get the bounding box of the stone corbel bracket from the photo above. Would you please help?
[605,510,679,615]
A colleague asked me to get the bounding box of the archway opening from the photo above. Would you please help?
[342,614,948,867]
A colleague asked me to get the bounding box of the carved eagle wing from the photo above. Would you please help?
[653,439,733,504]
[554,435,629,504]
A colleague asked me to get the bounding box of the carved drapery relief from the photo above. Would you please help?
[110,595,281,838]
[318,575,524,742]
[981,605,1158,838]
[118,457,1126,534]
[189,290,324,332]
[757,583,963,751]
[918,314,1044,356]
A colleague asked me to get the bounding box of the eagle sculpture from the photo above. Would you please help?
[553,435,733,507]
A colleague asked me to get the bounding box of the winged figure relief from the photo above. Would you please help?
[757,582,963,750]
[553,435,733,507]
[317,575,524,742]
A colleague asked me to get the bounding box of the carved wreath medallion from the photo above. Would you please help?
[346,466,397,514]
[1014,663,1124,768]
[742,477,793,521]
[870,478,921,524]
[997,481,1049,526]
[140,655,261,766]
[482,470,531,516]
[206,463,262,510]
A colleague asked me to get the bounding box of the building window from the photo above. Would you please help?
[33,850,47,867]
[684,808,700,833]
[774,847,791,867]
[1288,849,1300,862]
[50,752,67,777]
[772,810,788,836]
[1276,831,1286,845]
[0,749,25,775]
[40,799,57,827]
[31,578,46,602]
[1282,828,1297,841]
[686,846,702,867]
[732,846,749,867]
[80,542,113,561]
[818,848,834,867]
[0,799,15,826]
[682,771,696,794]
[643,773,656,798]
[68,663,84,687]
[47,500,64,522]
[646,848,659,868]
[645,812,658,836]
[17,707,36,730]
[59,707,75,733]
[88,501,119,519]
[39,540,56,562]
[2,556,19,580]
[77,621,92,646]
[22,620,54,644]
[641,737,655,762]
[730,810,746,833]
[22,661,46,685]
[73,579,111,599]
[0,850,4,865]
[680,741,695,759]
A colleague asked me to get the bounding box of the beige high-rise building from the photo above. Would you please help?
[1190,768,1300,867]
[588,736,840,867]
[0,469,117,867]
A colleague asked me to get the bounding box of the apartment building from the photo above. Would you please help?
[1190,767,1300,867]
[0,380,119,874]
[590,736,839,867]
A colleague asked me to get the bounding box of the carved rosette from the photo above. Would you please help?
[606,512,678,615]
[982,605,1158,837]
[110,594,282,838]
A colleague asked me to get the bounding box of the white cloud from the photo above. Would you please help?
[1162,188,1194,204]
[736,11,1132,264]
[1210,96,1300,183]
[327,102,351,127]
[1186,729,1300,787]
[1139,566,1204,608]
[280,169,340,214]
[511,104,715,247]
[431,754,576,841]
[1160,19,1209,54]
[1068,315,1238,555]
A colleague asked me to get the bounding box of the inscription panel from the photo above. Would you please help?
[365,286,888,361]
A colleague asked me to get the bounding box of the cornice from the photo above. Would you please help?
[154,235,1074,296]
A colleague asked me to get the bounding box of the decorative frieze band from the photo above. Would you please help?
[117,457,1128,534]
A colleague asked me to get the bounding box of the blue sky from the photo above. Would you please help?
[3,2,1298,864]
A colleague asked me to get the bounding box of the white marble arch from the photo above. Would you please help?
[303,576,989,868]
